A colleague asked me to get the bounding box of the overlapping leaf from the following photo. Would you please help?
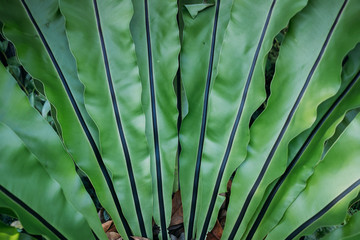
[0,0,153,238]
[0,63,106,239]
[59,0,154,237]
[321,212,360,240]
[266,113,360,239]
[130,0,180,238]
[177,0,233,238]
[246,44,360,240]
[0,221,36,240]
[0,0,359,239]
[178,0,309,238]
[224,0,360,238]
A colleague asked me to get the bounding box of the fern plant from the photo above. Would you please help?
[0,0,359,239]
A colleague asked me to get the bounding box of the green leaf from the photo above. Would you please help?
[0,62,106,239]
[130,0,180,238]
[0,0,150,238]
[41,100,51,117]
[184,3,215,19]
[1,0,360,239]
[28,92,34,107]
[178,0,234,237]
[178,0,308,238]
[322,108,360,155]
[0,221,35,240]
[320,212,360,240]
[245,43,360,240]
[266,113,360,239]
[224,0,360,239]
[59,0,154,237]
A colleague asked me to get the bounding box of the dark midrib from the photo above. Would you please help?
[92,0,146,237]
[286,178,360,240]
[20,0,133,237]
[229,1,348,239]
[0,185,66,240]
[187,0,221,239]
[246,69,360,240]
[176,0,182,191]
[144,0,167,239]
[92,231,99,240]
[176,69,182,191]
[199,1,276,239]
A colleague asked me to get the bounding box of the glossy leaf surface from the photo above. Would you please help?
[179,0,308,238]
[247,43,360,240]
[60,0,153,237]
[267,113,360,239]
[0,0,155,238]
[0,0,128,236]
[321,212,360,240]
[0,0,359,239]
[0,64,106,239]
[224,0,360,238]
[130,0,180,238]
[178,0,234,238]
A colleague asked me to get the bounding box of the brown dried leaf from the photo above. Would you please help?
[106,232,122,240]
[131,237,150,240]
[206,220,223,240]
[218,209,227,228]
[102,220,117,233]
[227,178,232,193]
[170,190,183,226]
